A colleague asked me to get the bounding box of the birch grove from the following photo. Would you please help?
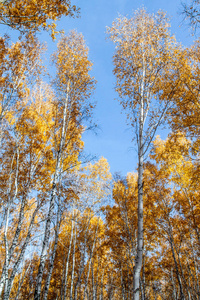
[0,1,199,299]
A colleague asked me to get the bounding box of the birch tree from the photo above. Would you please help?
[34,30,96,300]
[107,8,179,299]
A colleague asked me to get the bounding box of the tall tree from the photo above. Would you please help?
[34,30,96,300]
[107,8,179,299]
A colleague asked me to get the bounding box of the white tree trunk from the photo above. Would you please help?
[99,269,104,300]
[70,223,76,300]
[43,178,62,300]
[74,217,92,299]
[62,212,74,300]
[0,146,19,299]
[133,55,145,300]
[14,262,31,300]
[4,203,40,300]
[34,82,70,300]
[83,229,98,300]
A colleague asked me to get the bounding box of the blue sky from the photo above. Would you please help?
[48,0,195,176]
[2,0,196,176]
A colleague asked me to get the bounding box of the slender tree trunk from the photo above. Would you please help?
[1,146,19,299]
[168,230,185,300]
[190,240,200,298]
[83,223,99,300]
[3,204,40,300]
[83,223,99,299]
[74,240,86,300]
[34,82,70,300]
[120,265,126,300]
[121,200,136,267]
[62,211,74,300]
[171,268,177,300]
[70,223,76,300]
[43,178,62,300]
[0,192,27,292]
[108,272,114,300]
[43,222,60,300]
[99,269,104,300]
[91,260,95,300]
[34,177,59,299]
[140,279,144,300]
[133,151,144,300]
[140,257,146,300]
[174,241,190,299]
[74,217,92,299]
[0,193,29,297]
[14,261,31,300]
[134,55,145,300]
[94,256,99,300]
[3,203,10,299]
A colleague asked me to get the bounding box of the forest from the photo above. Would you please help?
[0,0,199,299]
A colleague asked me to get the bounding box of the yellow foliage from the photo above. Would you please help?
[0,0,79,36]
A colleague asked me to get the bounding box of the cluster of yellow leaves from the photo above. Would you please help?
[168,39,200,141]
[81,157,112,205]
[0,0,79,37]
[53,31,96,104]
[0,34,45,124]
[107,8,179,118]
